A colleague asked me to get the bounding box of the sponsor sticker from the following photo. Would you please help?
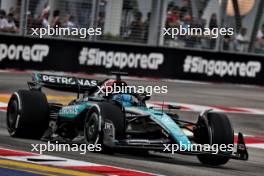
[79,48,164,70]
[39,74,98,86]
[184,55,261,78]
[0,44,49,62]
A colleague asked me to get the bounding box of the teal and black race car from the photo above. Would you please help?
[6,72,248,165]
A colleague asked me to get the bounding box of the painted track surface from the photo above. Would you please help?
[0,72,264,176]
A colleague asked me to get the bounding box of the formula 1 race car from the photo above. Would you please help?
[6,72,248,165]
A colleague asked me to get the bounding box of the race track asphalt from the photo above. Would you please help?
[0,72,263,176]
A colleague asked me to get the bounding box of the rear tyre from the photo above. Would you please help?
[6,90,49,139]
[194,112,234,165]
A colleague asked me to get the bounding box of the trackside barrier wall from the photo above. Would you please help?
[0,35,263,85]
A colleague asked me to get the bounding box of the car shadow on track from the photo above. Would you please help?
[110,150,244,172]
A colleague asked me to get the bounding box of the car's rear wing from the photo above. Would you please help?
[29,73,100,93]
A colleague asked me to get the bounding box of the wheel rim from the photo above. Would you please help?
[85,112,100,145]
[194,118,212,145]
[7,100,19,133]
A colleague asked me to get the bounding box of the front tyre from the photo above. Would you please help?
[84,112,101,146]
[84,110,114,154]
[84,102,125,154]
[194,112,234,165]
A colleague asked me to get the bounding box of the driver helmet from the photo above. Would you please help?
[101,79,133,106]
[112,93,134,106]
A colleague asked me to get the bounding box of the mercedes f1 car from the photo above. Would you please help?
[6,72,248,165]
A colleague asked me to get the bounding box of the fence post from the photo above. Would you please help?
[147,0,162,45]
[248,0,264,52]
[217,0,228,51]
[19,0,29,36]
[90,0,99,41]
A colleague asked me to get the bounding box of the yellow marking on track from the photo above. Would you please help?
[0,164,57,176]
[0,93,10,103]
[0,93,75,105]
[0,159,100,176]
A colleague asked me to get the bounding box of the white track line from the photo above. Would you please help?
[0,147,160,176]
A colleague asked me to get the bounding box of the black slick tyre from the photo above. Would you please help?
[194,112,234,165]
[6,90,49,139]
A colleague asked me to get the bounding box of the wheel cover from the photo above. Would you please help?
[7,100,19,133]
[85,112,100,145]
[194,117,212,145]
